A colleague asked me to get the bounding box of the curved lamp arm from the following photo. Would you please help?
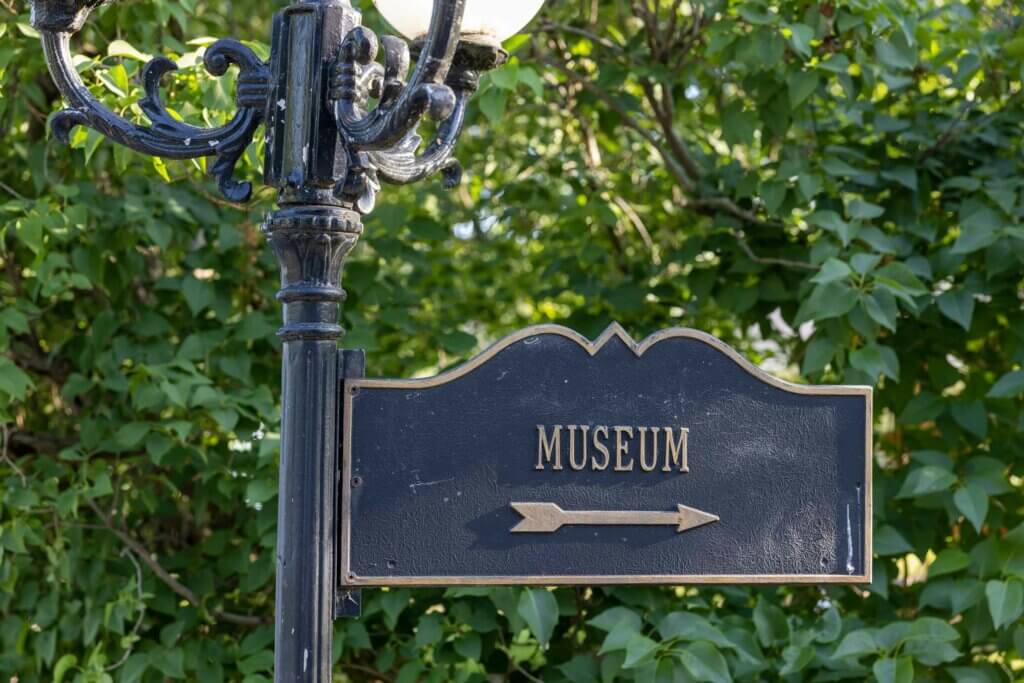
[327,3,508,212]
[368,41,507,189]
[331,0,464,152]
[30,0,270,202]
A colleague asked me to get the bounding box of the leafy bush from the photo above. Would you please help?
[1,0,1022,681]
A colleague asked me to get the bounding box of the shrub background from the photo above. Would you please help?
[1,0,1023,681]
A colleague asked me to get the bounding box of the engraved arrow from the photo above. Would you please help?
[510,502,720,534]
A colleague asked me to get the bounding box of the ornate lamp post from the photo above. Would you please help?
[28,0,544,680]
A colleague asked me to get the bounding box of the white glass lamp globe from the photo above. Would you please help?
[372,0,545,43]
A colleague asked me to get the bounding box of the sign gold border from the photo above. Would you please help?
[340,323,874,587]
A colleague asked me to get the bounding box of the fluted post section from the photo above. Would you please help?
[264,206,362,682]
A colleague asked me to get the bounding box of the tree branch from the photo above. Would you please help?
[544,58,698,193]
[685,196,783,229]
[0,424,26,486]
[729,229,817,271]
[9,430,77,455]
[87,498,269,626]
[640,80,703,182]
[105,548,147,673]
[533,21,623,52]
[544,23,790,236]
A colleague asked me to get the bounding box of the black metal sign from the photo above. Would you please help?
[340,325,872,586]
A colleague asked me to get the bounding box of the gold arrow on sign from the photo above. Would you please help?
[510,502,720,534]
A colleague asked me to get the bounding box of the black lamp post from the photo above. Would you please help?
[28,0,533,680]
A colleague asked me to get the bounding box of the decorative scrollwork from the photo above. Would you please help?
[32,0,270,202]
[328,0,507,214]
[33,0,510,214]
[331,0,464,153]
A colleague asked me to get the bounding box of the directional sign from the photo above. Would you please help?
[510,502,720,534]
[339,324,872,586]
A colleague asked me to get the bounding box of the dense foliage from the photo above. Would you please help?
[1,0,1023,681]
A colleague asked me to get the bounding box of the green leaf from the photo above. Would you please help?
[53,654,77,683]
[779,645,814,675]
[850,344,900,382]
[454,633,481,660]
[722,102,758,146]
[517,67,545,98]
[396,662,424,683]
[375,589,408,630]
[929,549,970,578]
[753,597,789,647]
[798,172,822,200]
[873,262,928,299]
[802,336,836,375]
[738,5,774,24]
[245,479,277,505]
[952,401,987,439]
[811,258,852,285]
[987,370,1024,398]
[937,289,975,331]
[787,71,819,107]
[873,657,913,683]
[833,629,878,659]
[559,654,601,683]
[0,308,29,334]
[875,525,913,556]
[849,200,885,220]
[898,392,944,424]
[113,422,150,450]
[761,181,787,213]
[896,466,956,498]
[881,167,917,191]
[477,88,508,123]
[590,607,642,633]
[650,658,682,683]
[0,357,33,400]
[440,330,478,354]
[795,282,858,324]
[490,63,520,90]
[152,647,185,679]
[954,484,988,533]
[787,23,814,57]
[863,290,899,331]
[815,608,843,644]
[120,653,150,683]
[657,612,734,649]
[518,588,559,648]
[952,204,1003,254]
[677,641,730,683]
[851,253,882,275]
[875,33,917,70]
[985,580,1024,629]
[948,667,1001,683]
[623,634,659,669]
[600,619,641,655]
[146,433,174,465]
[819,53,851,73]
[807,210,856,245]
[182,276,216,315]
[238,650,274,674]
[108,39,151,61]
[414,614,443,647]
[906,616,960,643]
